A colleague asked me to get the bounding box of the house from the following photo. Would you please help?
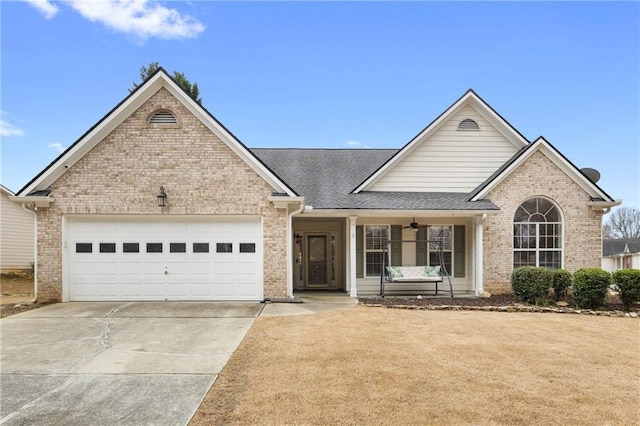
[602,239,640,271]
[1,185,35,271]
[10,69,620,302]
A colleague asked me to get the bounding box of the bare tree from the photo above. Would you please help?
[604,207,640,239]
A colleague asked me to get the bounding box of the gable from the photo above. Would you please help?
[44,88,290,215]
[354,90,529,194]
[16,69,295,198]
[368,104,521,192]
[471,137,617,204]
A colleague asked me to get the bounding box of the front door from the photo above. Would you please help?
[294,230,340,290]
[307,235,328,286]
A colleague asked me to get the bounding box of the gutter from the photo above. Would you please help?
[285,199,306,299]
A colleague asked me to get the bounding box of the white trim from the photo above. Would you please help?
[474,214,485,295]
[18,71,295,197]
[9,195,53,208]
[297,209,498,218]
[471,137,615,202]
[353,90,529,193]
[287,201,305,298]
[348,216,358,297]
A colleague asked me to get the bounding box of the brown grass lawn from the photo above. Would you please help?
[191,306,639,426]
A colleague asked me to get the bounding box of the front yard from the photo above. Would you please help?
[191,307,639,425]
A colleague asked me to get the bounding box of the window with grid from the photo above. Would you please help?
[428,226,452,274]
[513,198,562,269]
[365,225,389,277]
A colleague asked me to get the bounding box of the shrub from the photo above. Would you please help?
[511,267,552,303]
[572,268,611,309]
[551,269,572,301]
[612,269,640,311]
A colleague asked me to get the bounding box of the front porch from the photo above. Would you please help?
[291,214,487,298]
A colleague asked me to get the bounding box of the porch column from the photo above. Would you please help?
[348,216,358,297]
[474,214,486,295]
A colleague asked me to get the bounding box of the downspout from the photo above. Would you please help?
[286,201,305,299]
[20,203,38,304]
[475,213,487,296]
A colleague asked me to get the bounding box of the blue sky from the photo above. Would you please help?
[1,1,638,208]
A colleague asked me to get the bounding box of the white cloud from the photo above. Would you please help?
[347,140,370,148]
[65,0,205,40]
[48,142,64,153]
[22,0,59,19]
[0,111,25,137]
[22,0,205,40]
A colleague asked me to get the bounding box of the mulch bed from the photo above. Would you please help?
[359,293,639,316]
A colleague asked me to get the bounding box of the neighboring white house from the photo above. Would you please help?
[602,238,640,272]
[1,185,36,271]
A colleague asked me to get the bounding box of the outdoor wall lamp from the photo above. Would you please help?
[157,186,167,207]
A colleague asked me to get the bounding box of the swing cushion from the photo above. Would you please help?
[386,266,403,279]
[424,265,441,277]
[386,266,443,281]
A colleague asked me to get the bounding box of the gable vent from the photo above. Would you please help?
[148,110,178,125]
[457,118,479,130]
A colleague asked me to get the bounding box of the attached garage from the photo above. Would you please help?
[66,217,263,301]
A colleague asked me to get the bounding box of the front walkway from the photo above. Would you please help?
[260,292,358,317]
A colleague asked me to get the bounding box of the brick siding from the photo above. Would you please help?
[483,150,603,294]
[37,87,287,302]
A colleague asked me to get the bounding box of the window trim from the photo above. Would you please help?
[513,197,564,269]
[364,224,390,277]
[427,225,453,275]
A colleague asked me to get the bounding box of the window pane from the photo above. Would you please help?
[99,243,116,253]
[429,252,451,275]
[217,243,233,253]
[539,251,561,269]
[366,252,385,277]
[170,243,186,253]
[146,243,163,253]
[123,243,139,253]
[514,206,529,222]
[428,226,452,250]
[75,243,92,253]
[239,243,256,253]
[514,251,536,268]
[193,243,209,253]
[365,226,388,250]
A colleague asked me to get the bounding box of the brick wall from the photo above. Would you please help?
[483,150,603,294]
[37,87,287,302]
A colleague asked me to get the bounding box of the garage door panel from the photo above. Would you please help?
[68,218,263,301]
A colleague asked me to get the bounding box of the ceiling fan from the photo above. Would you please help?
[402,218,430,232]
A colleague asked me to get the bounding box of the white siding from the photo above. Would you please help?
[0,190,35,270]
[355,217,474,296]
[370,105,520,192]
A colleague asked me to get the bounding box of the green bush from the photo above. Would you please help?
[511,267,553,303]
[572,268,611,309]
[551,269,572,301]
[613,269,640,311]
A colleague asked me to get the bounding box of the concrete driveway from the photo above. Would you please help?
[0,302,263,425]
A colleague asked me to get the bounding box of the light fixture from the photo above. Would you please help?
[157,186,167,207]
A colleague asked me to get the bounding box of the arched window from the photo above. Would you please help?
[513,197,562,269]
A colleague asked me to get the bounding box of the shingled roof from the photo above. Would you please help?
[603,238,640,256]
[251,148,499,211]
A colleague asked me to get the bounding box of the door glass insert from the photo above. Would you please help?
[123,243,139,253]
[99,243,116,253]
[169,243,186,253]
[307,235,328,285]
[146,243,163,253]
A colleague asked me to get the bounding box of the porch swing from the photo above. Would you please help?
[380,239,454,298]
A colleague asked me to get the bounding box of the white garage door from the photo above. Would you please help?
[67,217,262,301]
